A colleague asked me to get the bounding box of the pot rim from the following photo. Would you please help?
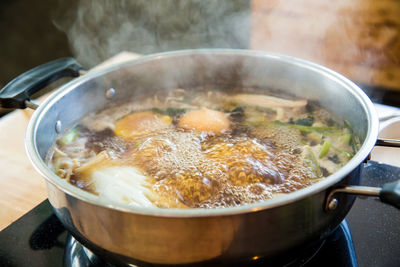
[25,49,379,217]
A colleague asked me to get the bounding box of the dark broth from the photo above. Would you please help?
[47,88,358,208]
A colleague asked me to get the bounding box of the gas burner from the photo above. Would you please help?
[64,236,117,267]
[63,222,355,267]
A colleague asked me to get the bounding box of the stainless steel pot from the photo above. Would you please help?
[1,50,399,265]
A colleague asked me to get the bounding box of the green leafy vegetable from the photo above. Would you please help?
[270,121,341,133]
[230,106,245,119]
[319,140,331,158]
[343,120,360,153]
[332,146,352,158]
[343,120,353,131]
[323,131,350,136]
[230,106,245,113]
[242,120,342,134]
[294,115,314,126]
[58,127,79,146]
[290,124,341,133]
[307,132,323,145]
[338,133,352,145]
[151,108,164,114]
[308,150,322,178]
[342,151,352,158]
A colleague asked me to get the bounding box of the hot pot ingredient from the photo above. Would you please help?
[91,166,156,207]
[179,108,230,135]
[114,111,171,139]
[47,89,359,209]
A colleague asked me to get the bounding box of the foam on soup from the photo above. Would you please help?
[47,88,359,208]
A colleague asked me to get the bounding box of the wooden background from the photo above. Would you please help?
[251,0,400,90]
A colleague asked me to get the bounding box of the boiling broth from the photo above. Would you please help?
[47,88,358,208]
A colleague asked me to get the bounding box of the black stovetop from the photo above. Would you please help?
[1,161,399,267]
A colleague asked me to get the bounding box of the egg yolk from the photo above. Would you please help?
[179,108,230,135]
[114,111,171,138]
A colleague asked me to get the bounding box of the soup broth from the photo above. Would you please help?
[47,88,359,209]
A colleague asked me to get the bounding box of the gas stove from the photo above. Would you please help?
[0,161,399,267]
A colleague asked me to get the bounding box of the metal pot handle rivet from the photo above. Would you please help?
[327,198,339,211]
[106,88,116,99]
[55,121,62,134]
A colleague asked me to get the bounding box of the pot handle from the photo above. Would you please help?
[326,138,400,210]
[375,138,400,147]
[381,181,400,208]
[325,180,400,211]
[0,58,83,110]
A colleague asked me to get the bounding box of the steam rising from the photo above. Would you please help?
[54,0,399,92]
[54,0,250,68]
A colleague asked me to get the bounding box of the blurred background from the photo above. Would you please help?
[1,0,72,88]
[1,0,400,106]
